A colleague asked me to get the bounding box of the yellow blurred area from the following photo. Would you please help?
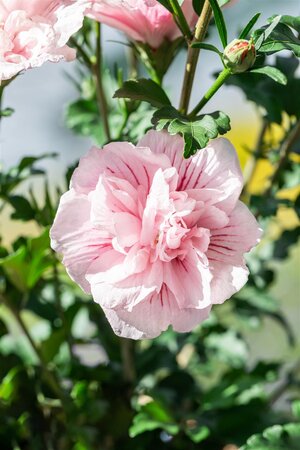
[230,119,299,192]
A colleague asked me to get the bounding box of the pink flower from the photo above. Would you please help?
[0,0,90,82]
[50,131,261,339]
[87,0,197,48]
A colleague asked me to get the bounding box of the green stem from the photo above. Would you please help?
[93,23,112,141]
[188,67,231,117]
[69,37,92,68]
[169,0,193,41]
[269,359,300,406]
[179,0,212,114]
[1,294,65,403]
[53,262,74,360]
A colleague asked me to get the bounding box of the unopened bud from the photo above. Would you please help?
[223,39,256,74]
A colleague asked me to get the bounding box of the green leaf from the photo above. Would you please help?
[65,98,105,145]
[113,78,172,108]
[240,423,300,450]
[270,14,300,34]
[185,425,210,443]
[8,196,36,221]
[273,227,300,260]
[292,401,300,420]
[129,399,179,438]
[237,287,279,313]
[0,229,52,292]
[0,107,14,117]
[193,0,205,15]
[254,15,282,50]
[253,16,300,57]
[217,0,231,6]
[152,107,230,158]
[0,367,21,404]
[259,24,300,57]
[190,42,222,55]
[239,13,261,39]
[208,0,228,48]
[249,66,287,85]
[204,330,248,368]
[224,55,300,123]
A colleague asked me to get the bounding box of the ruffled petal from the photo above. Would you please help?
[50,189,109,293]
[139,131,243,214]
[104,285,211,339]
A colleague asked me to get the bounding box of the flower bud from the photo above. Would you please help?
[223,39,256,74]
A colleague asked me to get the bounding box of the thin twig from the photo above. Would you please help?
[93,22,111,141]
[69,37,92,68]
[179,0,212,114]
[263,119,300,198]
[269,360,300,406]
[120,339,136,384]
[53,261,74,360]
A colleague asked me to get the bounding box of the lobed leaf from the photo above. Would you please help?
[152,106,230,158]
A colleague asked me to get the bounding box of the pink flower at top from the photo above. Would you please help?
[50,131,261,339]
[0,0,90,82]
[87,0,197,49]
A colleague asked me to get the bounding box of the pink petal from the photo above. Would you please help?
[209,262,249,305]
[164,251,211,309]
[207,201,262,265]
[89,258,163,310]
[50,189,109,293]
[104,285,211,339]
[71,147,104,194]
[139,131,243,214]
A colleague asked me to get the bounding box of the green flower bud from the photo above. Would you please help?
[223,39,256,74]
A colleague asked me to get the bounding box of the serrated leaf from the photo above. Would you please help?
[113,78,171,108]
[152,107,230,158]
[209,0,227,48]
[250,66,287,85]
[239,13,261,39]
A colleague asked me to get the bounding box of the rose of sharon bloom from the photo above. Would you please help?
[0,0,90,82]
[50,131,261,339]
[87,0,197,49]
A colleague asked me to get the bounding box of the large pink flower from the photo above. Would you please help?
[0,0,90,82]
[50,131,261,339]
[87,0,197,49]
